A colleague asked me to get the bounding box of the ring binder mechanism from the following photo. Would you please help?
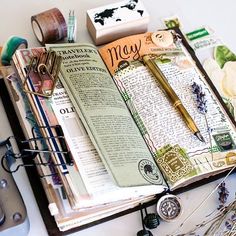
[0,124,73,176]
[23,50,62,97]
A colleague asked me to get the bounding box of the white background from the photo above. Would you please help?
[1,0,236,235]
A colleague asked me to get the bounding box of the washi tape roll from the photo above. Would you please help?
[31,8,67,45]
[1,36,28,66]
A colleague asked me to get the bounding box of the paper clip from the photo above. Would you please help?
[0,124,73,177]
[67,10,77,43]
[23,50,62,98]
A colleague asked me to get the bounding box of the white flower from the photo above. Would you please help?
[203,58,225,96]
[222,61,236,98]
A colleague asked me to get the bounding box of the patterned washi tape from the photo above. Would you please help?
[31,8,67,45]
[1,36,28,66]
[67,10,77,43]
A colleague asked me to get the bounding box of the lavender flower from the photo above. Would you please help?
[218,182,229,209]
[225,212,236,231]
[192,82,207,114]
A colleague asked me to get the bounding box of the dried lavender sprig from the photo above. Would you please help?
[192,82,207,114]
[169,166,236,236]
[192,82,214,163]
[218,182,229,209]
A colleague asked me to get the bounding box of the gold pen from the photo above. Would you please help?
[142,54,205,142]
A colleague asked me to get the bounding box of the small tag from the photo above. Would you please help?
[186,28,210,41]
[48,203,59,216]
[185,27,223,51]
[151,31,174,48]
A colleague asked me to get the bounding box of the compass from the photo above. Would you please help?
[156,194,182,221]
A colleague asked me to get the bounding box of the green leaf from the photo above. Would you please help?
[223,98,235,119]
[225,102,235,119]
[214,45,236,68]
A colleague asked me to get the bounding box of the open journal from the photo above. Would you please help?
[4,28,236,232]
[48,29,236,188]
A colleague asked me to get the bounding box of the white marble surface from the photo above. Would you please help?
[1,1,236,235]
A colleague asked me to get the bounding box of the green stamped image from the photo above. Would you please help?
[213,132,236,151]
